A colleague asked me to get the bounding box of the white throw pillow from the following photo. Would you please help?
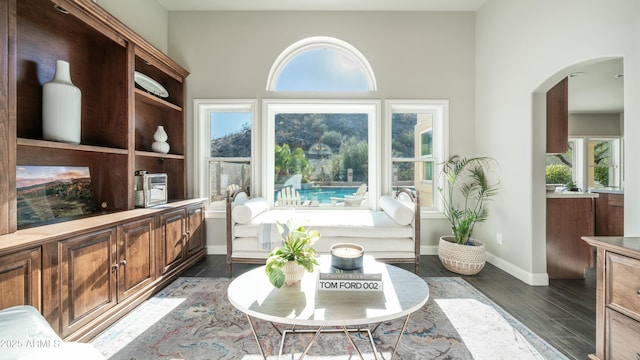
[379,195,414,225]
[232,197,268,224]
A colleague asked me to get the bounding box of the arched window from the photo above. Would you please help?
[266,36,377,92]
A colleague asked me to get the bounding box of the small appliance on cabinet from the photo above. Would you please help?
[134,171,168,207]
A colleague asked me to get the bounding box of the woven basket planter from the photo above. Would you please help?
[438,236,486,275]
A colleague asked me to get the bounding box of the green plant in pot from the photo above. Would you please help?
[265,221,320,288]
[438,155,499,275]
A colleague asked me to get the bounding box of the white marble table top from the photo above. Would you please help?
[227,258,429,327]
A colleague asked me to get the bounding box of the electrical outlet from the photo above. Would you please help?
[496,233,503,245]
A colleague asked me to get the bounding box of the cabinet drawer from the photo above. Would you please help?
[607,253,640,320]
[606,309,640,359]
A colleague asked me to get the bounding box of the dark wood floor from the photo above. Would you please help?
[183,255,596,360]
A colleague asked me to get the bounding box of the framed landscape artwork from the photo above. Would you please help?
[16,165,97,228]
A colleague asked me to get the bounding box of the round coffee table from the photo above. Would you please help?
[227,259,429,359]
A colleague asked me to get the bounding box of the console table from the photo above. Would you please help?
[227,260,429,359]
[581,236,640,360]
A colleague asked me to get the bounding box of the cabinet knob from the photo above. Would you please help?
[111,263,119,271]
[121,260,127,266]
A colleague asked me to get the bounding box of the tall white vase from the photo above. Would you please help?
[43,60,81,144]
[151,125,170,153]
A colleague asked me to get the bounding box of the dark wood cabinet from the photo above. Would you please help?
[0,247,41,311]
[58,227,118,338]
[158,209,187,276]
[117,217,156,301]
[595,193,624,236]
[186,203,205,258]
[546,197,594,279]
[0,0,204,343]
[582,237,640,360]
[1,0,189,235]
[546,77,568,153]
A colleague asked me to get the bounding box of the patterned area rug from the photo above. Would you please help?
[91,277,568,360]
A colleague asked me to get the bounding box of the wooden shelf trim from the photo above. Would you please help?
[135,89,182,112]
[135,150,185,160]
[17,138,129,154]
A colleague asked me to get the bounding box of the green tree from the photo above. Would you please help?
[340,137,368,180]
[546,164,572,184]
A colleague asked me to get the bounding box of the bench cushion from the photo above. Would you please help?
[234,210,413,239]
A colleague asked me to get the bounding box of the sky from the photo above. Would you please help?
[16,166,91,188]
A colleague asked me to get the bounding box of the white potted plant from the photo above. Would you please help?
[438,155,499,275]
[265,221,320,288]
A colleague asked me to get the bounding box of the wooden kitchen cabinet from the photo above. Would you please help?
[546,77,569,153]
[0,247,41,311]
[546,196,594,279]
[582,237,640,360]
[595,193,624,236]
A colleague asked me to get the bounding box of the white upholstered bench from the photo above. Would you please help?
[225,188,420,275]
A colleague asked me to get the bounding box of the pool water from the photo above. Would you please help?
[275,186,359,204]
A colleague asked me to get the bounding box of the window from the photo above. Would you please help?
[267,36,376,92]
[545,137,622,191]
[194,100,256,207]
[264,100,379,208]
[386,100,448,210]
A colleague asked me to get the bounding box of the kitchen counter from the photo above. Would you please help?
[588,187,624,195]
[547,192,599,198]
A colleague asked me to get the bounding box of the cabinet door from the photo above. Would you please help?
[186,204,205,257]
[546,197,594,279]
[117,217,155,300]
[158,209,185,275]
[0,248,41,311]
[546,77,568,153]
[59,228,117,338]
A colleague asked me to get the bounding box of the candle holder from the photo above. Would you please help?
[330,243,364,270]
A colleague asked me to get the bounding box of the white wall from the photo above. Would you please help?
[569,114,622,137]
[95,0,168,53]
[475,0,640,284]
[167,11,476,254]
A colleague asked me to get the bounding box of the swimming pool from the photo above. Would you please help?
[275,186,360,204]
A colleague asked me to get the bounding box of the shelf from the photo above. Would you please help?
[17,138,128,154]
[135,88,182,112]
[135,150,184,160]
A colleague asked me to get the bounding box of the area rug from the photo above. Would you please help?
[90,277,568,360]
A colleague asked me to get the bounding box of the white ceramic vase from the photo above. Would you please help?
[43,60,81,144]
[151,125,170,153]
[283,261,305,286]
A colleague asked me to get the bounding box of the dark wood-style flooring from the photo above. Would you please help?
[183,255,596,360]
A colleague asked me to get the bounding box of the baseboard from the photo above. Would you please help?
[422,245,548,286]
[485,252,549,286]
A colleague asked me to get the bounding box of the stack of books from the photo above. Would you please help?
[316,255,384,292]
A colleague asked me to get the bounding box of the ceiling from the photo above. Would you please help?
[568,58,624,114]
[156,0,487,12]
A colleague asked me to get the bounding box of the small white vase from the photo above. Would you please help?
[151,126,169,153]
[43,60,81,144]
[151,141,170,154]
[283,261,305,286]
[153,125,168,142]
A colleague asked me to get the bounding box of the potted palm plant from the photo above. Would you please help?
[265,221,320,288]
[438,155,499,275]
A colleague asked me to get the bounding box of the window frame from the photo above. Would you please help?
[193,99,258,209]
[384,100,449,213]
